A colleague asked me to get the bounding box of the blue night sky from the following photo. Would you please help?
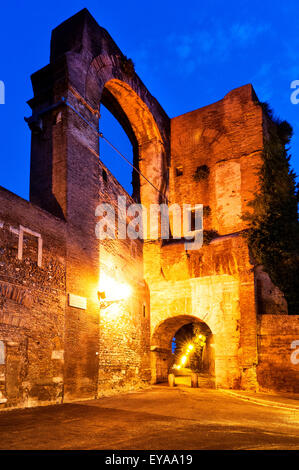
[0,0,298,197]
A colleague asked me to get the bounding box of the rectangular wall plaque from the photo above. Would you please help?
[51,350,64,360]
[68,293,87,310]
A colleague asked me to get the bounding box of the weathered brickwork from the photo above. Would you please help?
[0,9,298,409]
[169,84,264,235]
[145,86,266,390]
[97,162,150,396]
[146,235,259,389]
[0,188,66,408]
[257,315,299,393]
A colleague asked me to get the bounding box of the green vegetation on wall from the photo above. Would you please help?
[243,103,299,314]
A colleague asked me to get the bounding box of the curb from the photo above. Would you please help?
[221,389,299,412]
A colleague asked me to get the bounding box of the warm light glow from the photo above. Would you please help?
[180,355,187,366]
[198,334,206,343]
[187,344,194,351]
[99,273,131,302]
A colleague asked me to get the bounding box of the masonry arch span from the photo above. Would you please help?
[83,44,170,206]
[29,8,170,218]
[151,315,215,385]
[99,78,167,203]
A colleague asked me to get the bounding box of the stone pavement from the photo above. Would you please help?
[0,386,298,450]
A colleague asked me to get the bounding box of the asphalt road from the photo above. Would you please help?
[0,386,298,450]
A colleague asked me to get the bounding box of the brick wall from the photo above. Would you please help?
[169,84,263,235]
[0,187,66,407]
[0,9,297,408]
[147,235,258,389]
[0,161,151,408]
[144,84,265,390]
[97,162,150,396]
[257,315,299,392]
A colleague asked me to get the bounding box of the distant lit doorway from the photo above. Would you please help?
[151,315,215,388]
[171,322,215,388]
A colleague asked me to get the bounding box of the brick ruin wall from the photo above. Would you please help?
[0,158,150,408]
[147,235,258,390]
[0,188,66,408]
[169,84,264,236]
[257,315,299,393]
[0,9,298,408]
[146,84,299,391]
[96,162,150,396]
[0,85,298,407]
[146,85,262,390]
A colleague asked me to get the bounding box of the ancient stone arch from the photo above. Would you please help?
[84,45,170,203]
[26,9,173,400]
[29,9,170,216]
[0,8,298,411]
[99,78,168,204]
[150,273,242,388]
[20,8,297,403]
[151,314,215,384]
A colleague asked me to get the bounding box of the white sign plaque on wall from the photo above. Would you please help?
[68,294,87,310]
[51,350,64,360]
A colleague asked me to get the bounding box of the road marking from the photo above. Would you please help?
[221,390,299,412]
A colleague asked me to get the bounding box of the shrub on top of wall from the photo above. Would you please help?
[243,102,299,315]
[120,55,135,77]
[193,165,210,182]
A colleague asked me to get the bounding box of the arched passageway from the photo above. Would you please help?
[151,315,215,386]
[87,71,169,208]
[171,322,215,387]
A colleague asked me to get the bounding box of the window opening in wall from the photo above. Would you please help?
[99,104,133,195]
[176,166,183,177]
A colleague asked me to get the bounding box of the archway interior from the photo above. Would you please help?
[171,322,215,380]
[100,79,167,206]
[151,315,215,386]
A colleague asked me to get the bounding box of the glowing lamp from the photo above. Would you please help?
[98,274,131,309]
